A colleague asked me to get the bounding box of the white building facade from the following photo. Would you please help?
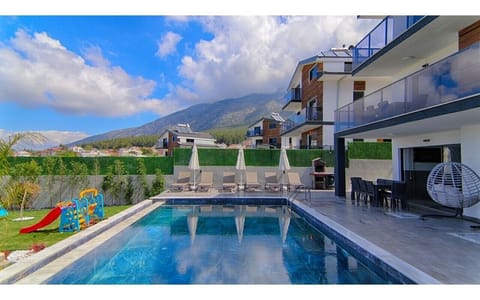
[334,16,480,219]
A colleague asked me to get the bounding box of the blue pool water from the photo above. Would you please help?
[47,204,393,284]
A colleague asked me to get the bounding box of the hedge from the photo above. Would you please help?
[174,148,335,167]
[347,142,392,160]
[7,156,174,175]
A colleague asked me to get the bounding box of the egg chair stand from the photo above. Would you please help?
[422,162,480,229]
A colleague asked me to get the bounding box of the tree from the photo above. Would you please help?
[10,160,42,220]
[136,158,149,198]
[92,158,101,189]
[105,160,127,205]
[0,133,44,215]
[68,161,89,198]
[57,157,68,201]
[42,156,57,207]
[150,168,165,197]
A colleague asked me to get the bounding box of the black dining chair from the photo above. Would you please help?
[350,177,362,203]
[358,179,368,205]
[385,181,407,210]
[364,180,377,206]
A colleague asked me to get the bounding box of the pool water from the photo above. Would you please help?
[47,204,392,284]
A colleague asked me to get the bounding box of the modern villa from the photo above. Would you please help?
[280,48,390,150]
[156,123,218,156]
[245,113,284,149]
[334,16,480,220]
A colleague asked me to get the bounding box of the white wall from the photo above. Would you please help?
[461,124,480,218]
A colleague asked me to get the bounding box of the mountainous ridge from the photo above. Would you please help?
[72,92,288,145]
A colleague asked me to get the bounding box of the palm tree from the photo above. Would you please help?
[0,133,45,219]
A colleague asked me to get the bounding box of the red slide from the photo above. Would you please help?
[19,207,62,234]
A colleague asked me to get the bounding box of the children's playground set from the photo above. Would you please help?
[19,188,105,234]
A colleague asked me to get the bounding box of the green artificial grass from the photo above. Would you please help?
[0,205,131,253]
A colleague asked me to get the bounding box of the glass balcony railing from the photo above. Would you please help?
[336,42,480,133]
[353,16,424,70]
[284,87,302,103]
[246,129,263,137]
[281,106,323,134]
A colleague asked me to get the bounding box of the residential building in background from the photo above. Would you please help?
[156,124,218,156]
[280,48,389,150]
[245,113,284,149]
[334,16,480,219]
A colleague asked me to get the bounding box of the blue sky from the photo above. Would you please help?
[1,0,447,147]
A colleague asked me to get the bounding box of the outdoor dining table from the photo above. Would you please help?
[373,180,393,207]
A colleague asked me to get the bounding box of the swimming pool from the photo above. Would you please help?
[46,201,395,284]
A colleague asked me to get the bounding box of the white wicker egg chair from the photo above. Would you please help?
[426,162,480,217]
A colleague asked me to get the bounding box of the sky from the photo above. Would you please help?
[0,0,455,147]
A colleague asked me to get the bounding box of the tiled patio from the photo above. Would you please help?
[2,188,480,284]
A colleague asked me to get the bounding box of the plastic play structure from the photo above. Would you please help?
[19,188,104,234]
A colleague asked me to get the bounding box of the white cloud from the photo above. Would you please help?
[0,29,169,117]
[156,31,183,58]
[160,16,379,108]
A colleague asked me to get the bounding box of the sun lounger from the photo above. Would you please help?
[246,171,261,192]
[198,171,213,192]
[170,171,191,192]
[222,172,237,192]
[265,172,281,192]
[287,172,306,192]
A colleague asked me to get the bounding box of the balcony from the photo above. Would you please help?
[336,42,480,133]
[353,16,424,71]
[246,129,263,137]
[282,87,302,111]
[281,106,323,135]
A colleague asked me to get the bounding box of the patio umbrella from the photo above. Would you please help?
[187,206,199,244]
[279,146,291,189]
[189,144,200,191]
[236,146,246,189]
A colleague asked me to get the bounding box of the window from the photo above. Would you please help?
[162,138,168,148]
[269,122,276,129]
[186,138,194,143]
[269,137,277,146]
[353,91,364,101]
[344,62,352,72]
[353,138,364,142]
[309,65,318,81]
[254,126,261,135]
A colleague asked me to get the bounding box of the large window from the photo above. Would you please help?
[269,122,277,129]
[309,65,318,81]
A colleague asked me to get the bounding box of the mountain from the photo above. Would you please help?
[72,92,288,145]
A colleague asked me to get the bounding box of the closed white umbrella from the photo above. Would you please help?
[236,146,246,189]
[189,144,200,191]
[279,146,291,189]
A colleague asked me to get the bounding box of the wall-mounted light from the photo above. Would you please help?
[423,139,430,143]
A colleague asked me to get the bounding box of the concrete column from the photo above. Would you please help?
[334,136,346,197]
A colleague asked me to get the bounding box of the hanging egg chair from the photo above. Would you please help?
[426,162,480,217]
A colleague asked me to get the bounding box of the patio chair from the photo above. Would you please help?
[170,171,191,192]
[198,171,214,192]
[287,172,306,192]
[350,177,362,203]
[245,171,262,192]
[384,181,407,210]
[222,172,237,192]
[364,180,378,206]
[357,179,368,204]
[265,172,281,192]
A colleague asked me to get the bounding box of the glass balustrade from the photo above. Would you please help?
[336,42,480,132]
